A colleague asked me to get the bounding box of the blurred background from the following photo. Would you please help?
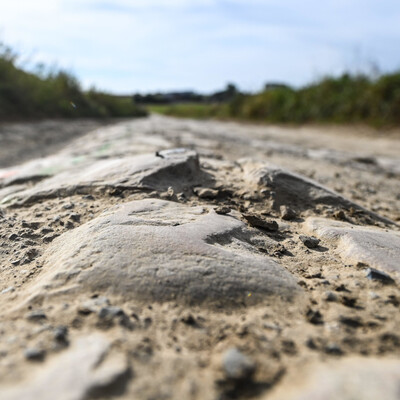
[0,0,399,125]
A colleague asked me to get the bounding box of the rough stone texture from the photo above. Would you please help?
[242,162,354,210]
[305,217,400,278]
[241,161,396,225]
[0,120,109,169]
[0,154,71,187]
[2,335,129,400]
[222,348,255,380]
[0,116,399,400]
[30,199,302,305]
[267,357,400,400]
[3,149,202,205]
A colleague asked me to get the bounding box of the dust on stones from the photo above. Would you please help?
[0,116,399,400]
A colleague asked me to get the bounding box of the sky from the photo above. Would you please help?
[0,0,399,94]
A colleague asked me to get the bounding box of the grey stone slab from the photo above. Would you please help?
[243,162,359,210]
[30,199,302,306]
[0,154,74,187]
[305,217,400,278]
[267,357,400,400]
[2,334,129,400]
[241,161,396,225]
[0,184,27,205]
[5,149,202,205]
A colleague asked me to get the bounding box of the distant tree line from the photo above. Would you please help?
[148,73,400,127]
[133,83,240,105]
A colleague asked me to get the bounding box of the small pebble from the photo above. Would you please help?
[222,348,255,380]
[43,233,59,243]
[333,210,346,220]
[299,235,320,249]
[40,227,54,235]
[243,214,278,232]
[21,221,40,230]
[8,233,18,241]
[65,221,74,229]
[215,206,231,215]
[306,308,324,325]
[98,306,126,319]
[69,213,81,222]
[79,296,110,314]
[26,310,47,322]
[366,268,395,285]
[24,348,46,362]
[180,313,197,326]
[194,187,219,199]
[325,343,343,355]
[177,193,186,201]
[62,203,74,210]
[369,291,380,300]
[1,286,15,294]
[280,205,296,220]
[98,306,131,329]
[323,291,338,302]
[53,326,69,344]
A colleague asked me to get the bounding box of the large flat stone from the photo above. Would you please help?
[267,357,400,400]
[241,161,395,224]
[242,162,351,210]
[29,199,302,306]
[2,335,129,400]
[4,149,202,205]
[305,217,400,278]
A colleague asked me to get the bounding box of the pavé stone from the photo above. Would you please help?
[242,162,353,210]
[222,348,255,380]
[267,357,400,400]
[2,149,203,205]
[305,217,400,278]
[241,162,395,225]
[3,335,129,400]
[29,199,302,306]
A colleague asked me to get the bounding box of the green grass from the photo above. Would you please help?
[147,103,227,119]
[148,72,400,127]
[0,42,147,121]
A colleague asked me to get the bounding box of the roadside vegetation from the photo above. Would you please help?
[148,73,400,127]
[147,103,224,119]
[3,40,399,127]
[0,43,147,121]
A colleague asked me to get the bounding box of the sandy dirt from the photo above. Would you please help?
[0,119,114,168]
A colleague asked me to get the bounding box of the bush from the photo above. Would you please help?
[0,42,147,121]
[150,72,400,127]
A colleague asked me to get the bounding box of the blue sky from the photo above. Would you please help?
[0,0,399,93]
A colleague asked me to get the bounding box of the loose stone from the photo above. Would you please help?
[299,235,320,249]
[194,187,219,199]
[366,268,395,285]
[215,206,232,215]
[53,326,69,344]
[243,214,279,231]
[26,310,47,322]
[222,348,255,381]
[280,205,296,220]
[24,348,46,362]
